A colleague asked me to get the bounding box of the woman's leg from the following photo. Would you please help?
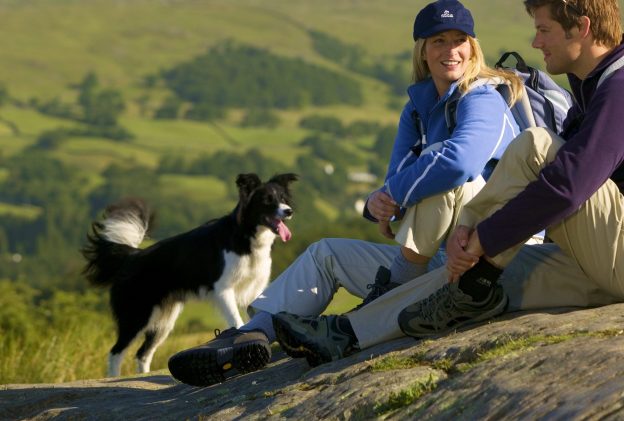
[390,177,486,281]
[248,238,400,317]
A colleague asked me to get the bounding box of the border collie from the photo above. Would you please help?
[82,173,297,377]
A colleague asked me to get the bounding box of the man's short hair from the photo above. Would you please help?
[524,0,622,48]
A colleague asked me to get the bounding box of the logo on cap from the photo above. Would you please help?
[441,10,454,18]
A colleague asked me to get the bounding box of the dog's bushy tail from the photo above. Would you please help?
[82,198,153,287]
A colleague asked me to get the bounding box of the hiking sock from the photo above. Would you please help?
[389,252,429,284]
[336,315,356,337]
[457,258,503,302]
[240,311,276,342]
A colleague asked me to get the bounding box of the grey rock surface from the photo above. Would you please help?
[2,304,624,420]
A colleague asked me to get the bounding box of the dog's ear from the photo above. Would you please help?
[269,173,298,188]
[236,173,262,201]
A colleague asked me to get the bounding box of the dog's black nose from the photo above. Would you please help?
[283,208,293,217]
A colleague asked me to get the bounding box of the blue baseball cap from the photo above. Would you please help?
[413,0,476,40]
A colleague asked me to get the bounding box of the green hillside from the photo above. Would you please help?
[6,0,620,99]
[0,0,623,297]
[0,0,622,285]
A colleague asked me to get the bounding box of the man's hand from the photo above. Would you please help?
[446,225,481,282]
[367,190,399,222]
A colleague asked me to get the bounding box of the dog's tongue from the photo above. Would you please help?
[277,220,292,242]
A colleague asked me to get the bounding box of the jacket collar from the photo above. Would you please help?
[406,78,462,113]
[568,36,624,88]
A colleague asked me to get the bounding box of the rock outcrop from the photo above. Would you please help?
[2,304,624,420]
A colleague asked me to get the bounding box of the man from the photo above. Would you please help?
[272,0,624,364]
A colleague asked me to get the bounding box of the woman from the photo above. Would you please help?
[168,0,523,386]
[365,0,524,291]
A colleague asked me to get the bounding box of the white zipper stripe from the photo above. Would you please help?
[396,150,414,173]
[401,153,441,208]
[488,113,514,160]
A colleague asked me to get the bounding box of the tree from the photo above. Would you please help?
[77,72,98,111]
[372,125,397,160]
[184,102,223,122]
[76,72,125,126]
[84,89,125,126]
[299,115,344,136]
[88,165,161,216]
[154,96,182,119]
[240,108,280,128]
[162,41,362,111]
[0,83,9,107]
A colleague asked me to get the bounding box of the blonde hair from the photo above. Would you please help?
[412,35,524,105]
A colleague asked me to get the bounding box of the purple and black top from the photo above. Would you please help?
[478,38,624,257]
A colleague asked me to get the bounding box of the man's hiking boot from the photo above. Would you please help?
[349,266,400,312]
[273,312,359,367]
[398,282,508,338]
[168,328,270,387]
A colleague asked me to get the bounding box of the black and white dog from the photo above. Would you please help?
[82,173,297,377]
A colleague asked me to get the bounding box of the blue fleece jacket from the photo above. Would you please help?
[382,78,519,209]
[478,39,624,257]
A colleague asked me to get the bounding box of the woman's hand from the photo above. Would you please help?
[446,225,480,282]
[367,190,400,240]
[367,190,399,221]
[379,220,395,239]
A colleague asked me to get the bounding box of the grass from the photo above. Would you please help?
[0,287,361,383]
[373,374,439,416]
[159,174,229,201]
[57,137,160,169]
[369,352,454,374]
[0,202,43,220]
[369,354,424,372]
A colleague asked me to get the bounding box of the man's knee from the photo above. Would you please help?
[504,127,562,165]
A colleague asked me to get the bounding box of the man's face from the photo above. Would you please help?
[531,5,582,75]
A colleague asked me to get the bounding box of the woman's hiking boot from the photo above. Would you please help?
[349,266,400,312]
[273,312,359,367]
[168,327,271,387]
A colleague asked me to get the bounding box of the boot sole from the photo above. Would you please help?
[168,341,271,387]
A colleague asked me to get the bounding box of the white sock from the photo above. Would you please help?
[389,252,428,284]
[239,310,276,342]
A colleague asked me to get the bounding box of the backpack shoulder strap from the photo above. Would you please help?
[444,89,462,134]
[444,78,504,134]
[497,83,536,129]
[495,51,529,73]
[597,55,624,89]
[410,109,426,155]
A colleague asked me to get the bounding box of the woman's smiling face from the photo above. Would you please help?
[424,29,472,96]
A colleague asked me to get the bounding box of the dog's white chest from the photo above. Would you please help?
[215,229,275,305]
[225,249,271,281]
